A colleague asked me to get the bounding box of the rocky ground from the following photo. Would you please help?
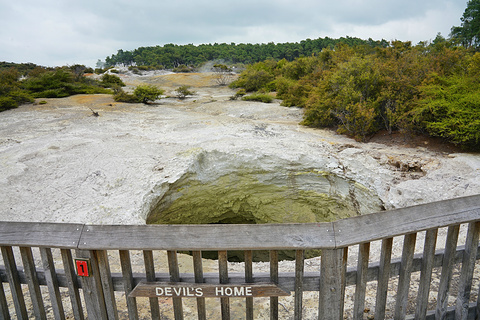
[1,70,480,318]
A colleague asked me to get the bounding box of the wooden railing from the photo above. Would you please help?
[1,194,480,319]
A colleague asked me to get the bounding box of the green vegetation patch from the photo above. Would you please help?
[242,93,273,103]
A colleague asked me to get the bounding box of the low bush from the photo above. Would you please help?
[173,64,194,73]
[113,90,140,103]
[134,85,164,103]
[114,85,164,103]
[230,68,275,92]
[175,85,196,99]
[101,74,125,87]
[242,93,274,103]
[230,89,246,100]
[0,97,17,111]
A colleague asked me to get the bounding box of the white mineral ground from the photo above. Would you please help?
[1,70,480,319]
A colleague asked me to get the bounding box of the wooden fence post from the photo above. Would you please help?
[318,248,347,320]
[20,247,46,320]
[294,249,305,320]
[1,246,28,319]
[455,221,480,319]
[76,249,108,319]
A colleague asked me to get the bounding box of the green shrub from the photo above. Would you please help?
[101,74,125,87]
[0,97,17,111]
[416,73,480,149]
[133,85,164,103]
[115,85,164,103]
[242,93,274,103]
[276,77,312,107]
[230,68,275,92]
[230,89,246,100]
[113,89,140,103]
[173,64,194,73]
[175,85,196,99]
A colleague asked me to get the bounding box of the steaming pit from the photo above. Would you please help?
[147,151,384,226]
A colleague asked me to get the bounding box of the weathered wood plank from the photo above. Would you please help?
[318,248,347,320]
[353,242,370,320]
[394,233,416,320]
[3,243,480,294]
[415,229,438,320]
[19,247,46,320]
[77,223,336,250]
[406,302,478,320]
[129,282,289,298]
[334,194,480,247]
[167,250,183,320]
[192,251,206,320]
[477,287,480,320]
[435,225,460,319]
[218,250,230,320]
[244,250,253,320]
[97,250,118,320]
[374,237,393,320]
[60,249,84,320]
[270,250,279,320]
[40,247,66,320]
[143,250,161,319]
[119,250,138,320]
[1,246,28,319]
[0,222,83,248]
[455,221,480,320]
[294,249,304,320]
[0,280,10,320]
[0,195,478,252]
[76,250,108,320]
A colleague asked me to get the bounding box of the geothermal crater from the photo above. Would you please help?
[147,151,384,226]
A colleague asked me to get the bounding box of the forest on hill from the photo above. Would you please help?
[103,36,388,68]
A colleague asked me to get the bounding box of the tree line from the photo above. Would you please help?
[104,37,388,68]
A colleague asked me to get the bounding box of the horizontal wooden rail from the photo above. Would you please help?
[2,244,479,292]
[1,194,479,250]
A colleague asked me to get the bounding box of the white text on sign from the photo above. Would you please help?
[155,286,253,297]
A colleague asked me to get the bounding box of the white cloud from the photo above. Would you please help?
[0,0,468,67]
[328,2,464,43]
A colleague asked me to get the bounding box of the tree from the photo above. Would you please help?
[133,85,164,103]
[450,0,480,48]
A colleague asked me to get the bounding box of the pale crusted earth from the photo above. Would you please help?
[1,70,480,319]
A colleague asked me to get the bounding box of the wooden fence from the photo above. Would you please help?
[1,194,480,319]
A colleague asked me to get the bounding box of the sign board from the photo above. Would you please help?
[129,282,290,298]
[75,258,91,277]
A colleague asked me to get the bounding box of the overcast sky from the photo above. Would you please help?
[0,0,468,67]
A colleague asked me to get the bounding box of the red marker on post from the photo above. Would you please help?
[75,259,90,277]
